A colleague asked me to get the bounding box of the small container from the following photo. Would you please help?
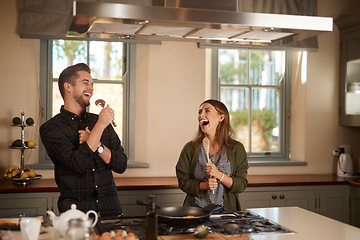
[145,195,157,240]
[66,218,93,240]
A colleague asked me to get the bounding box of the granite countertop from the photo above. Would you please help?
[1,174,360,193]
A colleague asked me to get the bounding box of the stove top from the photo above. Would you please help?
[95,210,294,239]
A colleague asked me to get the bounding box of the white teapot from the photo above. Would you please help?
[47,204,98,237]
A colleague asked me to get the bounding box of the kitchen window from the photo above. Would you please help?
[212,49,291,162]
[38,40,135,167]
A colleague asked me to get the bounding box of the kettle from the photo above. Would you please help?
[337,151,354,177]
[47,204,98,237]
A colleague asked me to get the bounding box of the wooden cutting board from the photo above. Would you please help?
[158,233,251,240]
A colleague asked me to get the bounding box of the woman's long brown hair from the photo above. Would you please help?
[192,99,234,151]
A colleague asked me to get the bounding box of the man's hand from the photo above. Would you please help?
[98,104,115,128]
[78,127,91,144]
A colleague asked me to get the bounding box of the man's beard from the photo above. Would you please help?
[74,93,90,109]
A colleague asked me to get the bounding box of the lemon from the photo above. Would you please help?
[27,140,36,148]
[193,226,209,239]
[20,172,29,179]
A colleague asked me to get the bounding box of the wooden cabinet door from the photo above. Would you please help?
[0,193,51,216]
[319,187,349,224]
[240,188,316,212]
[277,190,316,212]
[239,191,277,210]
[350,187,360,227]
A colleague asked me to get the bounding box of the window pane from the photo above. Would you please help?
[220,87,250,151]
[52,40,87,78]
[251,88,279,152]
[219,49,247,84]
[250,50,285,86]
[89,41,123,80]
[89,83,124,140]
[52,82,63,117]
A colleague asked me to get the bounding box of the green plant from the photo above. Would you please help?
[230,108,277,151]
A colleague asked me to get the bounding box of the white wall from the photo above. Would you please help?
[1,0,360,179]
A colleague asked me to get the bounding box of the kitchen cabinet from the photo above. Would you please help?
[239,186,316,212]
[240,185,349,223]
[335,14,360,126]
[350,186,360,227]
[318,185,349,223]
[0,192,54,216]
[0,184,350,223]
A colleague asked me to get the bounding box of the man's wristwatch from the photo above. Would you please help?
[96,143,104,154]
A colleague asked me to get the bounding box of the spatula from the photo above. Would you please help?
[202,137,214,194]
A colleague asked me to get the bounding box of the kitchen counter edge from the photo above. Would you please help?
[1,174,360,193]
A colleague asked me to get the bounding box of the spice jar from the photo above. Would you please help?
[66,218,93,240]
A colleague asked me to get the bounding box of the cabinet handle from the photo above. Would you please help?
[272,195,277,199]
[279,195,285,199]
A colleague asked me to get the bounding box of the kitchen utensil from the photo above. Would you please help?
[202,137,210,163]
[136,200,211,227]
[95,99,117,127]
[337,152,354,177]
[202,137,214,194]
[156,206,211,227]
[47,204,98,237]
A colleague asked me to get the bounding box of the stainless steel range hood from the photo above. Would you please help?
[65,0,333,49]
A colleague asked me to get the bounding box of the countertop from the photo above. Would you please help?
[4,207,360,240]
[250,207,360,240]
[1,174,360,193]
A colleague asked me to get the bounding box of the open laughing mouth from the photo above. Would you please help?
[84,92,92,99]
[200,119,209,126]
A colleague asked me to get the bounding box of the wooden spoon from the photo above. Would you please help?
[202,137,214,194]
[202,137,210,163]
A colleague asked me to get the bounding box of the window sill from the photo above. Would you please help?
[249,160,307,167]
[127,162,149,168]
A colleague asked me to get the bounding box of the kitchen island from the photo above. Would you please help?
[3,206,360,239]
[250,207,360,240]
[1,175,360,227]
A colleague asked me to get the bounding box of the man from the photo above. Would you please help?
[40,63,127,217]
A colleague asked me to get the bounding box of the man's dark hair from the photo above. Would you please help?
[58,63,91,99]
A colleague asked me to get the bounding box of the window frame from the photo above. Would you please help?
[211,49,292,164]
[37,39,136,168]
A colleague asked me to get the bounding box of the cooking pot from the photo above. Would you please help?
[136,200,211,227]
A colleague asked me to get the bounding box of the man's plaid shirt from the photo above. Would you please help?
[40,106,127,217]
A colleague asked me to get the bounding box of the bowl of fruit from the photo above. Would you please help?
[3,166,42,185]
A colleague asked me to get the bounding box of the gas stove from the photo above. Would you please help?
[95,210,294,239]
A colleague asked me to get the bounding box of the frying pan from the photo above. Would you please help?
[136,200,211,227]
[157,206,211,227]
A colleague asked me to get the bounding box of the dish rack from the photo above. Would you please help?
[7,110,42,185]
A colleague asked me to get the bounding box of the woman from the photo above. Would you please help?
[176,99,248,212]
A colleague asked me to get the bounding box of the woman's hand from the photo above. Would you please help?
[205,161,222,180]
[78,127,91,144]
[199,177,218,191]
[207,177,218,191]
